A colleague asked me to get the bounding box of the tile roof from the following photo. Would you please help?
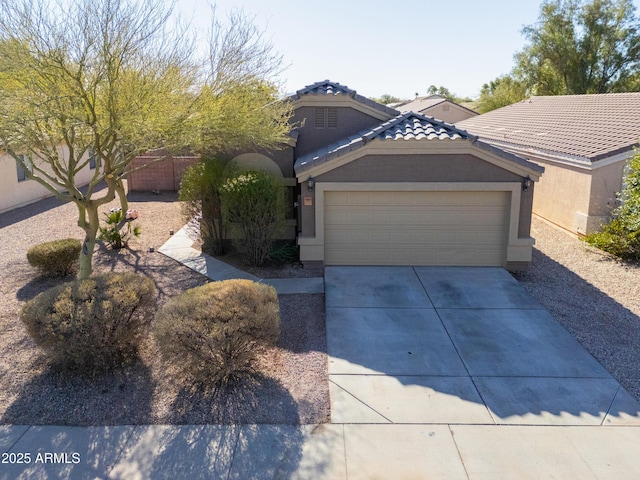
[295,112,542,175]
[457,93,640,163]
[394,95,448,113]
[394,95,478,117]
[290,80,398,117]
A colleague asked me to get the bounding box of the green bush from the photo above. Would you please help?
[586,219,640,261]
[585,152,640,261]
[220,170,284,266]
[21,272,156,376]
[98,209,140,249]
[179,158,236,256]
[154,279,280,386]
[27,238,82,276]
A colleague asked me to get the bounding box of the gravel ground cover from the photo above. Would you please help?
[0,185,329,425]
[515,216,640,400]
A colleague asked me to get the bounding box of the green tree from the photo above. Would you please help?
[186,8,292,156]
[0,0,292,279]
[516,0,640,95]
[477,75,529,113]
[371,93,403,105]
[586,151,640,260]
[0,0,196,279]
[425,85,473,103]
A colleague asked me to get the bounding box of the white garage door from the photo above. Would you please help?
[324,190,510,266]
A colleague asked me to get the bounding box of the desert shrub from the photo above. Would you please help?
[154,279,280,386]
[21,272,156,376]
[586,218,640,261]
[179,158,236,256]
[98,209,140,249]
[585,152,640,261]
[268,241,299,263]
[220,170,284,266]
[26,238,82,276]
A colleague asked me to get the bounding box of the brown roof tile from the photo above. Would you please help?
[457,93,640,162]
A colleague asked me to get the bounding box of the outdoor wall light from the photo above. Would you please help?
[522,175,532,192]
[307,177,314,192]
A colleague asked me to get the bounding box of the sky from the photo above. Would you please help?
[174,0,640,100]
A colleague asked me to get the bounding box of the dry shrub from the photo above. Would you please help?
[21,272,156,376]
[26,238,81,276]
[154,279,280,386]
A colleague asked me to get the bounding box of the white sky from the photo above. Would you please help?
[174,0,640,100]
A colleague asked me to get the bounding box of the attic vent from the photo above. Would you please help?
[442,105,450,111]
[314,107,338,128]
[327,107,337,128]
[314,107,325,128]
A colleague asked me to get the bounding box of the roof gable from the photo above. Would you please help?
[290,80,398,120]
[295,112,543,179]
[457,93,640,163]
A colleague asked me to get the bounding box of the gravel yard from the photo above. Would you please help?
[2,187,638,425]
[515,216,640,400]
[0,185,329,425]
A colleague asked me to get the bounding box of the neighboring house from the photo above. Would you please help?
[0,150,96,214]
[393,94,478,124]
[457,94,640,235]
[129,80,544,269]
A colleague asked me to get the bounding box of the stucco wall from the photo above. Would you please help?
[0,151,95,214]
[292,106,384,158]
[315,154,522,183]
[589,161,625,217]
[422,104,477,124]
[528,157,596,234]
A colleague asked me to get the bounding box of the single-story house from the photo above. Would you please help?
[457,94,640,235]
[392,94,478,124]
[0,149,96,214]
[129,80,544,269]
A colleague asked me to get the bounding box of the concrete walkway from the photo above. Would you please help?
[157,225,324,294]
[3,265,640,479]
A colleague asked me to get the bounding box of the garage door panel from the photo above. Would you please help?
[324,190,509,266]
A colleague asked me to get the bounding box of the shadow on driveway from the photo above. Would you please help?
[516,247,640,401]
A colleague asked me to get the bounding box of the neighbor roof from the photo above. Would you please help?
[395,95,478,117]
[295,112,542,175]
[457,93,640,163]
[290,80,398,117]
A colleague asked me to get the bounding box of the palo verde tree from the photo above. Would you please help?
[0,0,196,279]
[0,0,292,279]
[516,0,640,95]
[178,9,293,257]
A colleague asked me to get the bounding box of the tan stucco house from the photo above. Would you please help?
[290,81,543,270]
[0,149,96,214]
[128,80,544,269]
[457,94,640,235]
[393,94,478,124]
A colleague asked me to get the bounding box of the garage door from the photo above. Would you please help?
[324,190,509,266]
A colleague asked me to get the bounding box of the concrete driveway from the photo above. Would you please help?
[325,266,640,479]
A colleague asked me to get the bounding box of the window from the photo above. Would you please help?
[314,107,338,128]
[88,147,97,169]
[16,155,29,182]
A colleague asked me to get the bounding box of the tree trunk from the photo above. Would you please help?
[78,205,100,279]
[115,179,128,213]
